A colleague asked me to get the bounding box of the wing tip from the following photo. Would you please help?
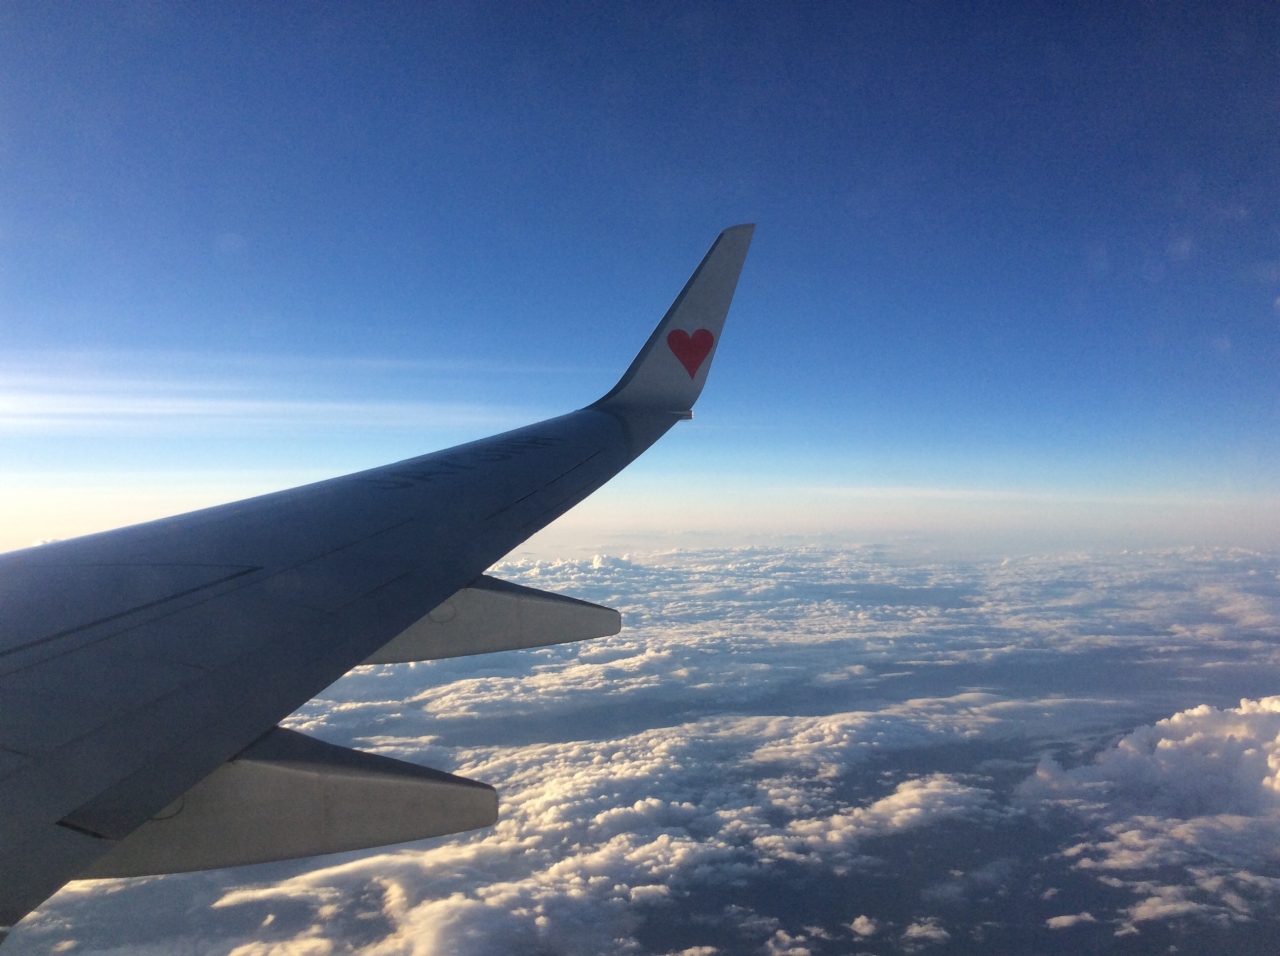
[716,222,756,246]
[593,224,754,413]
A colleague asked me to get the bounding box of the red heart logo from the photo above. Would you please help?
[667,328,714,378]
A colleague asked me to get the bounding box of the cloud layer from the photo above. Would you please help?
[8,545,1279,953]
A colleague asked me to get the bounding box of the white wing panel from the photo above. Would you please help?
[363,574,621,664]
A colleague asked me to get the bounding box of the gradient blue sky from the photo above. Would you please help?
[2,2,1278,550]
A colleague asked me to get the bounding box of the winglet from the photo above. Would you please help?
[593,224,754,413]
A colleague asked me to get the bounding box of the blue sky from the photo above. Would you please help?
[2,2,1278,549]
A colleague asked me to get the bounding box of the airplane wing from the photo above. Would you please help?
[0,224,754,934]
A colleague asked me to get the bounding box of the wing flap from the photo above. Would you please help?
[76,728,497,878]
[363,574,621,664]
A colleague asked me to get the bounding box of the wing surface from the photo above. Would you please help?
[0,224,754,930]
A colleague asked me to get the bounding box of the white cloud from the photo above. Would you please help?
[763,929,812,955]
[227,939,335,956]
[1045,911,1095,928]
[756,773,998,863]
[901,918,950,945]
[1020,696,1280,848]
[1019,696,1280,926]
[1121,883,1213,924]
[848,914,877,935]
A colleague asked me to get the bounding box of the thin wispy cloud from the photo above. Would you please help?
[0,350,558,435]
[0,349,606,378]
[0,390,521,434]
